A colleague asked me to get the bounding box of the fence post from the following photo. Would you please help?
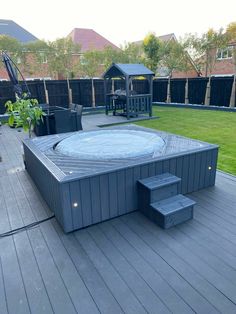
[91,78,96,107]
[67,78,73,107]
[185,78,189,104]
[229,75,235,108]
[204,77,211,106]
[166,77,171,103]
[43,79,49,104]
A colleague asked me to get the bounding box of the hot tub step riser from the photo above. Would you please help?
[150,197,195,229]
[137,173,181,212]
[138,184,180,215]
[150,184,179,203]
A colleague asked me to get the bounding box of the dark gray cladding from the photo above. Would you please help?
[23,125,218,232]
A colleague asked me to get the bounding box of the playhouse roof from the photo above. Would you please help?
[103,63,154,78]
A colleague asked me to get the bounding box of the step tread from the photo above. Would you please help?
[138,173,181,190]
[151,194,196,215]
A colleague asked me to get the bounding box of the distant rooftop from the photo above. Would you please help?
[0,19,38,43]
[68,28,120,52]
[133,33,176,46]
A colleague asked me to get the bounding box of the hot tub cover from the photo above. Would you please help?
[55,130,166,160]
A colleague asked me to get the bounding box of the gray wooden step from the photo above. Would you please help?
[149,194,195,229]
[138,173,181,191]
[138,173,181,211]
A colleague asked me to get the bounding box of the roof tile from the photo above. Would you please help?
[68,28,119,52]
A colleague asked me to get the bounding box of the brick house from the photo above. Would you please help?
[207,43,236,76]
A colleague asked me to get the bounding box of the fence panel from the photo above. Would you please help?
[94,79,104,106]
[188,78,208,105]
[27,81,47,104]
[69,79,81,105]
[153,79,168,102]
[132,79,149,94]
[79,80,93,107]
[0,81,15,113]
[210,77,233,107]
[46,80,69,108]
[170,79,185,103]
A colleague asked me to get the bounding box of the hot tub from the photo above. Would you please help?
[23,125,218,232]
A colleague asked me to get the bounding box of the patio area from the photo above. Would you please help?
[0,117,236,313]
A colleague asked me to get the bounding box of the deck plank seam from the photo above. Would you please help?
[112,216,214,313]
[73,229,148,314]
[126,213,235,312]
[132,213,236,306]
[95,223,185,313]
[6,172,55,313]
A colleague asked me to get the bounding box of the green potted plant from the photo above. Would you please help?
[5,98,44,138]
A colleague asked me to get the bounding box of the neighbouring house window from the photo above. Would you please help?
[39,52,47,64]
[216,46,233,60]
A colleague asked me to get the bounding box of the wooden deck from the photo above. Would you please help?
[0,123,236,314]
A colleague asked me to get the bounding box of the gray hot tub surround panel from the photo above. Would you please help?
[23,125,218,232]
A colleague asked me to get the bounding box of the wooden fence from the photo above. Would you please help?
[0,76,235,114]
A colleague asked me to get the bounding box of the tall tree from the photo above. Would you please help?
[46,37,81,79]
[159,39,194,77]
[142,33,162,73]
[78,50,103,78]
[101,46,124,69]
[121,42,143,64]
[23,40,50,77]
[0,35,22,72]
[77,49,104,107]
[187,28,228,76]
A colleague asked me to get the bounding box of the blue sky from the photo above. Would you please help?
[1,0,236,46]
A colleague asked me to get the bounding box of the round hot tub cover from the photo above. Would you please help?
[55,130,166,160]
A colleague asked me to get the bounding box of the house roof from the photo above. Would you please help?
[158,33,176,42]
[68,28,120,52]
[0,19,38,43]
[133,33,176,46]
[103,63,154,78]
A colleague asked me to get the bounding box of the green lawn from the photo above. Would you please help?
[135,107,236,176]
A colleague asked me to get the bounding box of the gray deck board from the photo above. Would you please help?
[0,257,8,314]
[132,212,236,303]
[52,220,124,314]
[98,222,195,313]
[87,225,174,314]
[114,216,222,314]
[124,214,236,313]
[0,124,236,313]
[74,229,148,314]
